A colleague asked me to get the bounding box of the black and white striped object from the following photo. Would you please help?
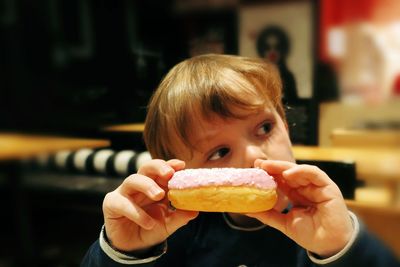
[92,149,116,175]
[111,150,136,176]
[32,149,153,177]
[54,150,74,171]
[34,153,52,169]
[134,151,152,172]
[91,149,152,177]
[108,150,153,177]
[71,148,96,173]
[43,149,93,173]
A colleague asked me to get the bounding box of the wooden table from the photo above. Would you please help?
[0,132,110,265]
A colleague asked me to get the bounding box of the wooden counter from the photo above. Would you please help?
[293,145,400,206]
[0,132,110,265]
[346,200,400,258]
[0,133,110,161]
[292,146,400,183]
[331,128,400,148]
[102,123,145,133]
[99,125,400,183]
[318,100,400,146]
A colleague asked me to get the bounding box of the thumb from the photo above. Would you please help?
[165,210,199,234]
[246,210,288,235]
[273,188,291,213]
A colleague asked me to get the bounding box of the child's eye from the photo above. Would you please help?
[208,147,230,161]
[256,122,273,136]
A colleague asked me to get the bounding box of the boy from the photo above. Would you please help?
[82,54,398,266]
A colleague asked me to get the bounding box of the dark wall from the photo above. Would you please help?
[0,0,237,135]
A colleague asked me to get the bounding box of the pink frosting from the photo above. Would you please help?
[168,168,276,190]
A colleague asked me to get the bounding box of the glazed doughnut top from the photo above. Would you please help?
[168,168,276,190]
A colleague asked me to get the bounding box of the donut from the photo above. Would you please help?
[167,168,277,213]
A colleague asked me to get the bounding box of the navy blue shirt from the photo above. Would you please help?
[82,212,399,267]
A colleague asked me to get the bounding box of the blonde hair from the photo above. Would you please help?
[144,54,284,160]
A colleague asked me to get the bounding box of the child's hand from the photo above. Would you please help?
[247,159,353,258]
[102,159,198,252]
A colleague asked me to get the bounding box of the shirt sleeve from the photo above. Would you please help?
[90,225,167,266]
[307,211,359,265]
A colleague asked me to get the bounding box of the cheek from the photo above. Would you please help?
[264,128,295,162]
[182,150,206,169]
[279,143,295,163]
[184,160,199,169]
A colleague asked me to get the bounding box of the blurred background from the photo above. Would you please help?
[0,0,399,266]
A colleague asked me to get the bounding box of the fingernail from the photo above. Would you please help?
[150,187,164,197]
[161,166,172,176]
[144,218,156,229]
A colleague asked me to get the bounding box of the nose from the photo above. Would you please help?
[244,143,267,168]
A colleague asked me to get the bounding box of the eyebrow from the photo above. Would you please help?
[191,108,276,152]
[191,128,220,153]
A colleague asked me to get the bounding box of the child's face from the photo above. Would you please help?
[180,105,295,169]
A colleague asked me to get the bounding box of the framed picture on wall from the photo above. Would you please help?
[239,1,314,102]
[239,1,318,145]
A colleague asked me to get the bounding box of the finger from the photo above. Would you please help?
[255,159,296,175]
[137,159,175,184]
[274,176,314,207]
[255,160,299,208]
[255,160,319,207]
[103,192,156,230]
[166,159,185,171]
[145,203,199,236]
[283,165,332,187]
[246,210,288,234]
[280,164,339,205]
[297,184,342,203]
[254,159,294,196]
[164,209,199,235]
[285,188,314,207]
[273,188,291,212]
[154,159,185,188]
[119,174,165,201]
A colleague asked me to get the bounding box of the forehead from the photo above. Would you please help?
[188,115,235,149]
[167,95,269,161]
[183,104,276,156]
